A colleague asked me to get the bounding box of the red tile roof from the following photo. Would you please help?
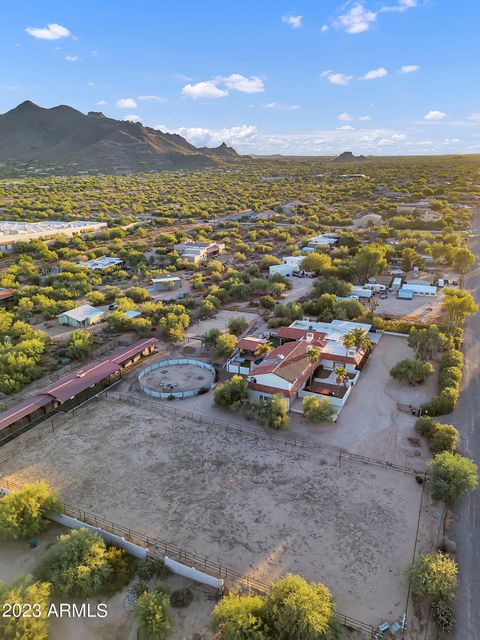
[250,341,321,387]
[0,288,15,301]
[0,394,52,431]
[237,337,268,352]
[276,326,327,345]
[110,338,159,364]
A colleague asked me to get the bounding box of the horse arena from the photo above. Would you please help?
[0,395,432,633]
[138,358,216,398]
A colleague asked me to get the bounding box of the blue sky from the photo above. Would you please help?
[1,1,479,155]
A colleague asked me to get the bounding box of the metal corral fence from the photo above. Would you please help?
[111,392,426,478]
[0,477,379,637]
[138,358,216,399]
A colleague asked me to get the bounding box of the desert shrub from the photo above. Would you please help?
[428,452,478,503]
[422,349,463,416]
[432,598,456,633]
[214,375,248,409]
[409,552,457,600]
[429,423,458,454]
[134,579,149,597]
[256,395,290,430]
[390,359,434,385]
[136,558,157,580]
[170,588,193,608]
[137,586,171,640]
[415,416,435,438]
[37,528,133,597]
[0,482,61,540]
[212,592,266,640]
[302,396,336,423]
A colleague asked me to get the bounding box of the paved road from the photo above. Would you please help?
[452,211,480,640]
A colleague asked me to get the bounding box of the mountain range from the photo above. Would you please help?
[0,101,238,173]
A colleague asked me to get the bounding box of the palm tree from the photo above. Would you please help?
[257,342,273,356]
[349,328,372,353]
[342,332,356,358]
[306,346,320,389]
[335,366,349,386]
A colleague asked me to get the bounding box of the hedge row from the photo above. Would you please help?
[421,349,464,416]
[415,416,459,454]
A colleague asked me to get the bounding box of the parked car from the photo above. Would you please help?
[108,303,118,310]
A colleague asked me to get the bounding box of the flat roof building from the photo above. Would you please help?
[0,220,107,251]
[174,241,225,264]
[58,304,104,327]
[83,256,124,270]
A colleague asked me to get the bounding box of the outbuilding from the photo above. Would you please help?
[401,283,437,297]
[57,304,104,327]
[152,276,182,291]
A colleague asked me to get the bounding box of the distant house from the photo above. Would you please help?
[152,276,182,291]
[396,201,430,214]
[122,310,141,319]
[399,283,437,297]
[57,304,104,327]
[269,255,305,276]
[83,256,124,270]
[174,241,225,264]
[0,288,15,309]
[305,234,339,251]
[420,211,442,223]
[259,176,285,183]
[354,213,383,228]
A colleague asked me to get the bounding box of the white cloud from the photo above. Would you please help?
[124,114,141,123]
[262,102,299,111]
[137,95,168,103]
[361,67,388,80]
[337,125,355,130]
[96,100,107,106]
[335,4,377,34]
[398,64,420,73]
[424,110,447,121]
[157,124,258,147]
[65,54,80,62]
[321,24,329,32]
[223,74,264,93]
[338,112,353,121]
[468,113,480,121]
[381,0,417,13]
[181,81,228,99]
[391,133,406,141]
[321,71,353,86]
[87,81,95,86]
[25,23,71,40]
[116,98,138,109]
[358,115,372,121]
[0,84,19,91]
[333,1,417,34]
[282,15,303,28]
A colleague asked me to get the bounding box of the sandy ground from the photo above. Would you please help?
[281,274,317,302]
[140,362,215,393]
[186,309,259,340]
[0,397,433,632]
[374,289,445,324]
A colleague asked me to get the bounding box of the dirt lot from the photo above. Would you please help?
[0,398,434,633]
[140,362,215,393]
[374,289,445,324]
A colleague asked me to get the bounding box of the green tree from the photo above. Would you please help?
[37,528,132,597]
[256,394,290,430]
[314,278,352,297]
[212,592,267,640]
[0,482,61,540]
[302,396,336,423]
[202,327,221,348]
[353,244,387,279]
[66,329,94,360]
[214,375,249,409]
[263,574,340,640]
[228,316,250,336]
[390,359,434,385]
[136,586,172,640]
[443,288,478,334]
[300,253,332,274]
[0,579,51,640]
[408,325,448,361]
[428,452,478,503]
[452,247,475,288]
[216,333,238,358]
[409,552,457,600]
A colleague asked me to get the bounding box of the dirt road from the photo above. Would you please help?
[452,211,480,640]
